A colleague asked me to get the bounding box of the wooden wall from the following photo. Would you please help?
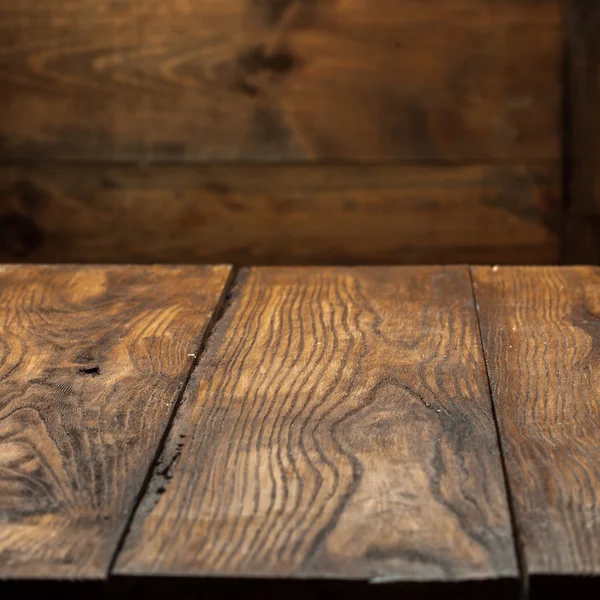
[566,0,600,263]
[0,0,564,265]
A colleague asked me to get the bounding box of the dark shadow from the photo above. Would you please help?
[530,575,600,599]
[1,577,519,599]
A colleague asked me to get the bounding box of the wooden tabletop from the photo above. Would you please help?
[0,265,598,598]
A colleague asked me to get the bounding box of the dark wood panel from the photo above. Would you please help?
[564,213,600,264]
[472,266,600,575]
[0,164,560,265]
[569,1,600,214]
[0,0,561,162]
[0,264,231,578]
[116,267,517,581]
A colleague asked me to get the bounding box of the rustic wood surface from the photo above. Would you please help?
[116,266,517,581]
[0,164,560,265]
[569,0,600,215]
[472,266,600,576]
[0,264,231,578]
[0,0,560,162]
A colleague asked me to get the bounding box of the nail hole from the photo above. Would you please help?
[78,366,100,377]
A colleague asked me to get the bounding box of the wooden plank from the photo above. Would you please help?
[115,266,517,581]
[569,1,600,214]
[0,264,231,579]
[472,266,600,575]
[0,0,561,162]
[0,164,560,265]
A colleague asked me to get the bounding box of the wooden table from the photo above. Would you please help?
[0,265,599,598]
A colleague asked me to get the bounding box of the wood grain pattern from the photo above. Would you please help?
[116,266,517,581]
[472,266,600,575]
[0,0,561,162]
[0,264,231,579]
[0,164,560,265]
[569,1,600,215]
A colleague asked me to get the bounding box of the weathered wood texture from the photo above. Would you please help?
[569,0,600,215]
[116,266,517,581]
[0,165,560,265]
[472,266,600,576]
[0,0,561,162]
[0,264,231,579]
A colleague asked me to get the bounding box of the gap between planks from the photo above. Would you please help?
[467,266,528,599]
[105,266,240,576]
[0,159,559,168]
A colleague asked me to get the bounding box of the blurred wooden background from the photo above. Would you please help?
[0,0,594,265]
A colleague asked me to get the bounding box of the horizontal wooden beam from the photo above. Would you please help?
[0,0,561,162]
[0,163,560,265]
